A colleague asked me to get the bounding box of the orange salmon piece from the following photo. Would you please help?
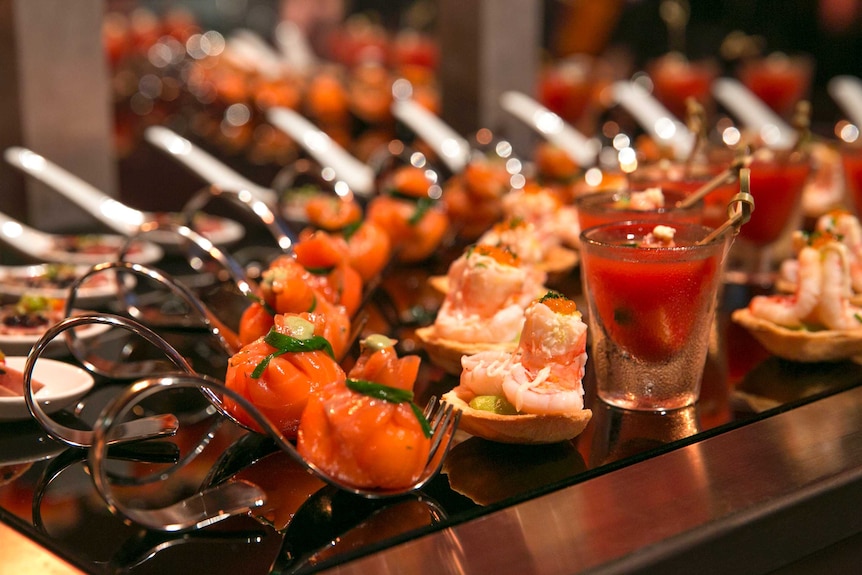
[225,324,346,439]
[344,221,392,282]
[298,382,430,489]
[391,165,433,199]
[304,196,362,231]
[366,195,449,263]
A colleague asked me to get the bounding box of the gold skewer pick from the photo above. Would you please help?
[697,168,755,245]
[678,152,751,209]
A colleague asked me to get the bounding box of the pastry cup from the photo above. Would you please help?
[414,326,516,375]
[731,307,862,362]
[442,386,592,444]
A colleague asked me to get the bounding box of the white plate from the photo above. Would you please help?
[0,356,95,422]
[44,234,164,266]
[0,264,122,307]
[0,310,112,357]
[143,214,245,248]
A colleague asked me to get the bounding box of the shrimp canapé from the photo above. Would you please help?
[416,243,547,374]
[443,292,593,443]
[779,210,862,298]
[501,182,581,248]
[733,231,862,362]
[749,232,862,331]
[434,244,545,344]
[297,334,432,490]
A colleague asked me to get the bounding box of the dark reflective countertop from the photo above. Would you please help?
[1,236,861,575]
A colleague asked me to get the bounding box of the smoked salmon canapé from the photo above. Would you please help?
[237,255,352,357]
[441,159,509,241]
[303,195,393,283]
[225,314,346,439]
[297,334,433,490]
[367,164,450,264]
[416,243,546,375]
[293,230,364,318]
[443,292,592,444]
[733,232,862,362]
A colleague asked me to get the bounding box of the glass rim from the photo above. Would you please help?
[579,220,728,252]
[574,188,703,212]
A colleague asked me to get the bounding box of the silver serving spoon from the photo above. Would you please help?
[391,95,473,173]
[4,147,245,246]
[828,75,862,128]
[499,90,601,168]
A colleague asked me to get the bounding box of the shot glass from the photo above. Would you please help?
[580,221,729,411]
[575,187,703,232]
[629,155,739,230]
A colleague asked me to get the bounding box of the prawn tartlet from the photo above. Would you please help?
[416,244,546,374]
[428,217,577,294]
[734,234,862,362]
[442,292,593,444]
[776,210,862,306]
[731,308,862,363]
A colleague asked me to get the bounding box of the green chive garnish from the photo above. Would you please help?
[251,327,335,378]
[346,378,432,438]
[408,197,434,226]
[247,293,277,317]
[305,266,334,276]
[341,220,362,241]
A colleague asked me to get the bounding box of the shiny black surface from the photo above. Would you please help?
[1,243,861,574]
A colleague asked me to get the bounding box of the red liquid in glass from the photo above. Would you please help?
[648,55,717,120]
[741,155,811,245]
[841,147,862,217]
[583,231,723,362]
[738,55,813,117]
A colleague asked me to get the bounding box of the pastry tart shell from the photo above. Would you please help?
[442,386,592,444]
[731,307,862,363]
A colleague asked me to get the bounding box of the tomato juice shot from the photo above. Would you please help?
[580,221,729,411]
[740,149,811,246]
[737,53,814,119]
[840,144,862,218]
[575,187,703,232]
[628,154,742,230]
[647,53,718,120]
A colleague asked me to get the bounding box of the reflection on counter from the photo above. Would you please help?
[589,400,701,467]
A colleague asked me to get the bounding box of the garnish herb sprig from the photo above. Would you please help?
[346,378,432,438]
[251,327,335,378]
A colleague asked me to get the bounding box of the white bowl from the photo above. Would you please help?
[0,356,95,421]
